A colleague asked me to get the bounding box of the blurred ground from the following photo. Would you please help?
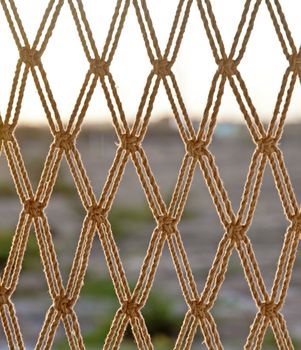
[0,120,300,349]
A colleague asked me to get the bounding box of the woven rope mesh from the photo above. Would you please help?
[0,0,300,348]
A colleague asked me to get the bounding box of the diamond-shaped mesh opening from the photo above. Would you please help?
[142,120,186,197]
[172,1,216,120]
[13,227,50,348]
[46,156,87,282]
[14,73,49,126]
[142,244,187,347]
[73,237,119,349]
[248,165,288,290]
[210,123,254,209]
[110,5,152,121]
[14,126,52,192]
[238,4,288,118]
[107,160,156,282]
[42,3,89,121]
[209,83,255,211]
[211,251,258,349]
[75,88,119,193]
[178,166,223,283]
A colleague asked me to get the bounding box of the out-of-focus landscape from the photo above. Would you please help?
[0,0,300,348]
[0,119,301,349]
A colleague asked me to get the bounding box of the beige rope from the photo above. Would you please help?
[0,0,300,349]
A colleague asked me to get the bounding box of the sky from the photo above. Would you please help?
[0,0,300,125]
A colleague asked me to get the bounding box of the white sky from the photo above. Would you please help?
[0,0,300,125]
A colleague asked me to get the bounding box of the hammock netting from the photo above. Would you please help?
[0,0,300,348]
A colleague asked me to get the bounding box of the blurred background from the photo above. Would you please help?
[0,0,301,349]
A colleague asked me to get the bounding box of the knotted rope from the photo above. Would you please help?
[0,0,299,349]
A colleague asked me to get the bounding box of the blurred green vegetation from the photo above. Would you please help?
[73,198,196,240]
[108,202,196,239]
[142,292,181,337]
[53,179,76,196]
[0,229,40,270]
[262,328,278,348]
[55,277,181,349]
[164,190,198,220]
[108,204,153,238]
[0,177,75,197]
[81,276,116,298]
[72,202,154,240]
[0,180,17,197]
[262,328,301,349]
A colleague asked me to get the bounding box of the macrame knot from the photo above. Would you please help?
[54,294,73,314]
[153,59,171,77]
[120,133,140,153]
[289,212,301,237]
[259,301,279,318]
[90,58,109,78]
[0,286,10,305]
[0,123,13,142]
[24,199,44,217]
[20,47,40,66]
[189,299,208,319]
[218,58,237,76]
[158,214,177,236]
[55,131,74,151]
[226,221,246,244]
[257,137,277,155]
[121,299,140,318]
[289,51,301,74]
[88,205,106,224]
[186,138,207,158]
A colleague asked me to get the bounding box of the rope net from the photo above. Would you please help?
[0,0,300,348]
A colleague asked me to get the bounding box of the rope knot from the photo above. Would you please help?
[158,214,177,236]
[289,212,301,237]
[55,131,74,151]
[24,199,44,217]
[153,59,171,77]
[226,221,246,244]
[120,133,140,153]
[257,137,277,155]
[20,47,40,66]
[289,51,301,74]
[186,138,207,158]
[121,299,140,318]
[88,205,106,224]
[0,286,11,305]
[90,58,109,78]
[0,123,13,141]
[189,299,208,319]
[218,58,237,76]
[54,294,73,314]
[259,301,279,318]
